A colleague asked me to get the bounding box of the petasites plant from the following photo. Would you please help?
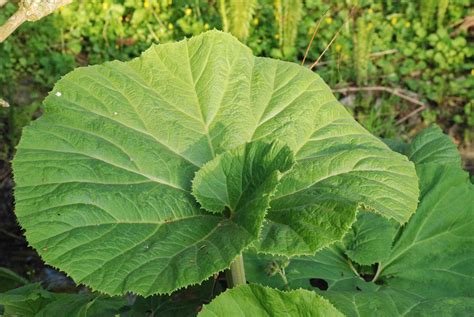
[245,126,474,316]
[12,30,418,309]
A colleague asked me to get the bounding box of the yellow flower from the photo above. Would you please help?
[325,17,333,24]
[404,21,411,28]
[252,18,259,26]
[335,44,342,52]
[102,2,109,10]
[204,23,209,30]
[367,22,374,30]
[471,69,474,76]
[144,0,150,8]
[367,8,374,14]
[168,23,174,30]
[274,34,280,39]
[185,7,192,16]
[391,17,398,25]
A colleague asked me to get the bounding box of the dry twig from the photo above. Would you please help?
[332,86,428,124]
[450,16,474,37]
[309,22,346,70]
[0,0,73,43]
[309,8,355,70]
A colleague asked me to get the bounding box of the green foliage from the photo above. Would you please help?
[437,0,449,28]
[420,0,438,30]
[12,31,417,296]
[199,284,343,316]
[245,126,474,316]
[353,16,373,85]
[274,0,303,58]
[228,0,257,41]
[1,1,473,315]
[1,0,473,147]
[0,268,28,293]
[0,284,126,317]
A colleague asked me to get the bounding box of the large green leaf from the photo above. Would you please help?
[13,30,418,295]
[198,284,343,317]
[246,128,474,316]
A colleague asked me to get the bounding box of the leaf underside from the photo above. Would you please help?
[245,128,474,316]
[13,31,418,295]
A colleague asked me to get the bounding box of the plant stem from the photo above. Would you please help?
[372,262,383,282]
[218,0,229,32]
[277,267,289,290]
[347,258,362,279]
[227,254,246,288]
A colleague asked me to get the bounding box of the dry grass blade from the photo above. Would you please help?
[309,8,354,70]
[301,9,329,66]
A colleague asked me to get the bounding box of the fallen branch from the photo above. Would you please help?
[451,16,474,37]
[333,86,426,107]
[0,0,73,43]
[369,49,398,58]
[395,104,427,125]
[313,49,398,67]
[332,86,428,124]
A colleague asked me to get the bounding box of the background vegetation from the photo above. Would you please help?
[0,0,473,289]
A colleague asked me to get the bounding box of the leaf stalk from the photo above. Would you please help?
[227,254,246,287]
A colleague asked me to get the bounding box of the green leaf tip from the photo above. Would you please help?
[198,284,344,317]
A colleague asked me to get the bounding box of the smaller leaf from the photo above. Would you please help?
[192,141,294,214]
[198,284,343,316]
[0,268,28,292]
[343,211,398,265]
[406,126,460,165]
[386,125,461,166]
[0,284,52,317]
